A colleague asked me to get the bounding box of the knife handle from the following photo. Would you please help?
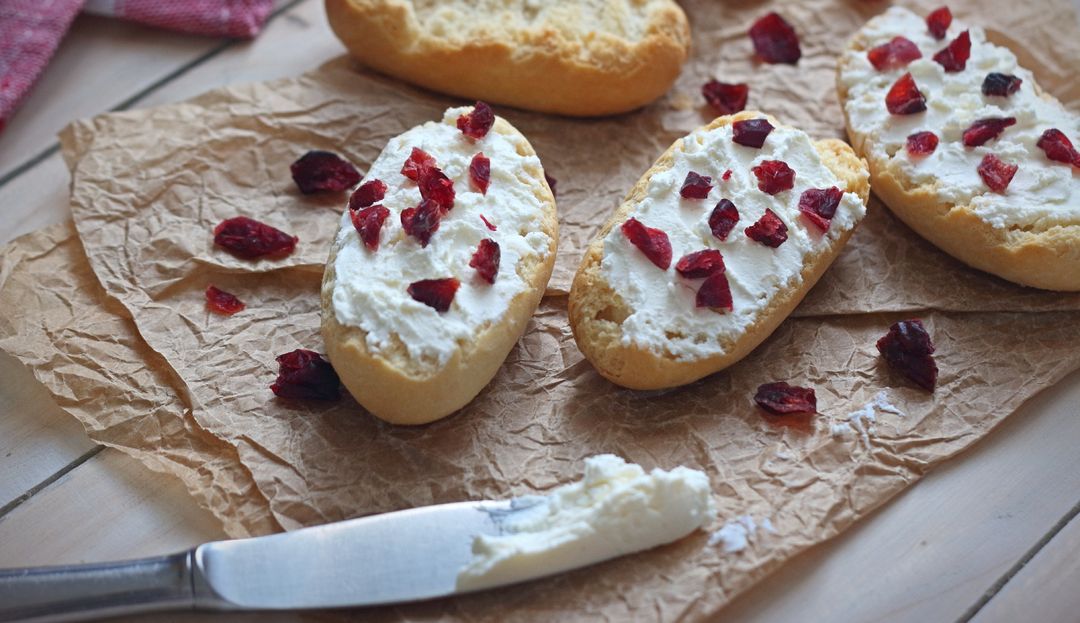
[0,551,202,622]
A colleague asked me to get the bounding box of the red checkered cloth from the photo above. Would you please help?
[0,0,272,135]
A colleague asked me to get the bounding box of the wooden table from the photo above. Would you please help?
[1,2,1078,621]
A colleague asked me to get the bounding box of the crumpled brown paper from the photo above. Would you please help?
[2,0,1080,620]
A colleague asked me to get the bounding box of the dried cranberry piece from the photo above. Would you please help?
[876,319,937,391]
[350,205,390,251]
[754,382,816,415]
[290,151,360,194]
[213,216,298,259]
[798,187,844,232]
[732,118,775,148]
[270,349,341,401]
[722,169,733,181]
[906,131,939,157]
[962,117,1016,147]
[749,12,801,64]
[205,285,245,315]
[400,198,442,247]
[697,272,733,310]
[702,80,749,115]
[469,152,491,194]
[1036,129,1080,168]
[480,214,497,231]
[680,171,713,199]
[401,147,436,181]
[457,101,495,140]
[408,278,460,312]
[933,30,971,72]
[926,6,952,39]
[621,217,672,270]
[752,160,796,194]
[977,154,1018,193]
[745,209,788,247]
[982,73,1022,97]
[418,165,455,211]
[469,238,500,284]
[867,36,922,71]
[544,172,558,198]
[709,199,740,241]
[349,179,387,211]
[675,249,726,279]
[886,73,927,115]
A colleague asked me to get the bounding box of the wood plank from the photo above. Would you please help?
[0,155,71,246]
[721,368,1080,623]
[0,353,97,511]
[0,14,225,181]
[970,508,1080,623]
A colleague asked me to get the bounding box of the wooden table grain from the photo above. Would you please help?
[0,1,1077,621]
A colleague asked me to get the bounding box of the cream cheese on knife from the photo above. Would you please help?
[456,454,716,591]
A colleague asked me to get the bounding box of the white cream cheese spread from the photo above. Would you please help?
[599,123,866,361]
[330,107,552,371]
[838,6,1079,230]
[455,454,715,591]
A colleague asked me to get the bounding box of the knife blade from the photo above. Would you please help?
[0,499,515,622]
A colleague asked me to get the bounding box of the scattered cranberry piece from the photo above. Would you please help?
[798,187,844,232]
[213,216,298,259]
[544,172,558,198]
[886,73,927,115]
[290,151,360,194]
[469,238,500,284]
[745,208,789,247]
[906,131,939,157]
[349,179,387,211]
[876,319,937,391]
[697,272,733,310]
[205,285,245,315]
[350,205,390,251]
[754,382,816,415]
[926,6,952,39]
[977,154,1018,193]
[270,349,340,401]
[400,198,442,246]
[401,147,436,181]
[722,169,733,181]
[680,171,713,199]
[1036,129,1080,167]
[867,36,923,71]
[962,117,1016,147]
[480,214,497,231]
[702,80,749,115]
[709,199,740,241]
[621,217,672,270]
[457,101,495,140]
[749,12,801,64]
[675,249,726,279]
[732,118,775,148]
[752,160,796,194]
[933,30,971,72]
[469,152,491,194]
[408,278,460,312]
[418,165,455,211]
[982,73,1022,97]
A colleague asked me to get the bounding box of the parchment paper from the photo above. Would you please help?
[2,0,1080,620]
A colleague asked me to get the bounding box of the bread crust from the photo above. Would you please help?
[321,116,558,425]
[324,0,691,117]
[837,29,1080,292]
[568,111,871,390]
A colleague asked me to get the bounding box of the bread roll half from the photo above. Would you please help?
[569,112,870,390]
[837,6,1080,291]
[325,0,691,117]
[322,106,557,424]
